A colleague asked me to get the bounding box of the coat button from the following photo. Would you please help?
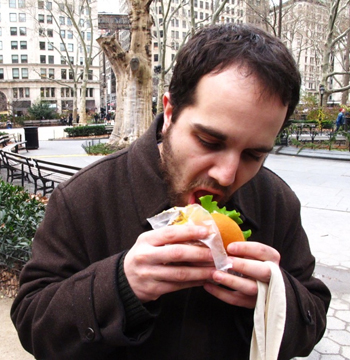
[85,327,95,342]
[307,310,313,323]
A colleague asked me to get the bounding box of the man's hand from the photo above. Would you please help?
[203,241,280,308]
[124,225,215,303]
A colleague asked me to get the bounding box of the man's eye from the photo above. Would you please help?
[243,151,264,162]
[197,137,222,150]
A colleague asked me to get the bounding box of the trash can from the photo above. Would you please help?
[24,126,39,149]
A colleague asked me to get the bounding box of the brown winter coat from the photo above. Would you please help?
[11,115,330,360]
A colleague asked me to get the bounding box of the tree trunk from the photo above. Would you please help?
[342,20,350,105]
[97,0,153,147]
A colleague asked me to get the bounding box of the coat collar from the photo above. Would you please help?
[127,114,171,226]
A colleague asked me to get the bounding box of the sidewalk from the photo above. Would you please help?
[275,144,350,161]
[1,130,350,359]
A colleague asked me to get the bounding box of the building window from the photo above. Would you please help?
[39,28,45,36]
[47,14,53,24]
[40,68,46,78]
[59,16,65,25]
[48,42,53,50]
[0,69,4,79]
[47,29,53,37]
[67,30,73,39]
[20,40,27,49]
[13,88,18,98]
[39,41,45,50]
[40,55,46,63]
[49,68,54,79]
[19,13,26,22]
[0,28,2,36]
[12,55,19,63]
[11,41,18,49]
[87,32,91,40]
[12,68,20,79]
[0,42,2,50]
[9,0,16,8]
[88,70,93,80]
[60,43,65,51]
[61,69,67,79]
[48,55,54,64]
[25,88,30,97]
[60,30,65,38]
[154,54,158,62]
[38,14,44,23]
[10,13,17,22]
[18,0,25,7]
[19,27,26,35]
[38,0,44,8]
[46,1,52,10]
[11,27,18,35]
[67,43,73,52]
[21,68,28,79]
[0,55,3,63]
[61,56,66,64]
[69,56,73,64]
[69,69,73,80]
[21,54,27,63]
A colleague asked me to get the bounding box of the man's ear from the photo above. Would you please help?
[162,92,173,133]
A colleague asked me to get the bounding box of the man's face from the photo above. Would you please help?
[159,66,288,207]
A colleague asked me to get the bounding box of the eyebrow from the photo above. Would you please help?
[192,123,227,141]
[193,122,274,154]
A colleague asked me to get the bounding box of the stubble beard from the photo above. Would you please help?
[160,124,232,207]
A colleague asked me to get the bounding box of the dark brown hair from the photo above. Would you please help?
[168,24,301,127]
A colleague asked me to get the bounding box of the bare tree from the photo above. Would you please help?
[320,0,350,105]
[27,0,101,123]
[97,0,153,147]
[151,0,233,114]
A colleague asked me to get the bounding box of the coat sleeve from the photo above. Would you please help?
[277,197,331,359]
[263,176,331,359]
[239,169,331,359]
[10,186,156,360]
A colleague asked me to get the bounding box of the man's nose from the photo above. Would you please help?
[207,153,239,187]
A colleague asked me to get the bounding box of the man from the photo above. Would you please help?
[335,108,345,131]
[12,24,330,360]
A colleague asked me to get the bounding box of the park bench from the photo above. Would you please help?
[105,124,113,134]
[23,119,62,127]
[0,148,82,195]
[0,151,31,187]
[28,158,81,195]
[0,134,27,152]
[0,135,12,147]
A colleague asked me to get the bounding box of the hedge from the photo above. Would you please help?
[64,125,108,137]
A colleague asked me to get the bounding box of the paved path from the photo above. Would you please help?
[264,154,350,360]
[1,131,349,359]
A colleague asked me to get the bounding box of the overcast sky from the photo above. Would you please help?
[98,0,120,13]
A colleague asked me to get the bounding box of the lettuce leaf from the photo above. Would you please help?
[199,195,251,239]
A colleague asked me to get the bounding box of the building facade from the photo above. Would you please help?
[280,0,349,106]
[0,0,101,117]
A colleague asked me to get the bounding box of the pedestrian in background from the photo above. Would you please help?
[335,108,345,131]
[68,113,73,126]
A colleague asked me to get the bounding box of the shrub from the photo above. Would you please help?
[0,181,46,266]
[82,142,117,155]
[27,100,56,120]
[64,125,107,137]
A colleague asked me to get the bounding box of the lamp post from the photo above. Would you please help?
[319,84,325,107]
[319,84,325,134]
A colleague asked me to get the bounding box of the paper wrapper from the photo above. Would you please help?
[147,204,232,271]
